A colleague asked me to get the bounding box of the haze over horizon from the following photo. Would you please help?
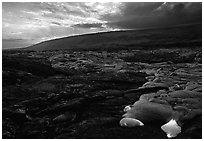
[2,2,202,49]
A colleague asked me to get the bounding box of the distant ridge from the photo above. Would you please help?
[25,23,202,51]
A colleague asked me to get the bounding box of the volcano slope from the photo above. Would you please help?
[25,23,201,51]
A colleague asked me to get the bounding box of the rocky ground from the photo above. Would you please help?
[2,48,202,139]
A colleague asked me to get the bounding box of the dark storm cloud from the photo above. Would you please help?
[51,22,62,26]
[3,38,23,41]
[102,2,202,29]
[121,2,163,16]
[71,23,103,29]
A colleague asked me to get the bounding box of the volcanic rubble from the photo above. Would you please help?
[2,48,202,139]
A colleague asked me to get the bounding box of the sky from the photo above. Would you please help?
[2,2,202,49]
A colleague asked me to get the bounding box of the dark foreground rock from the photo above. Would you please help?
[2,49,202,139]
